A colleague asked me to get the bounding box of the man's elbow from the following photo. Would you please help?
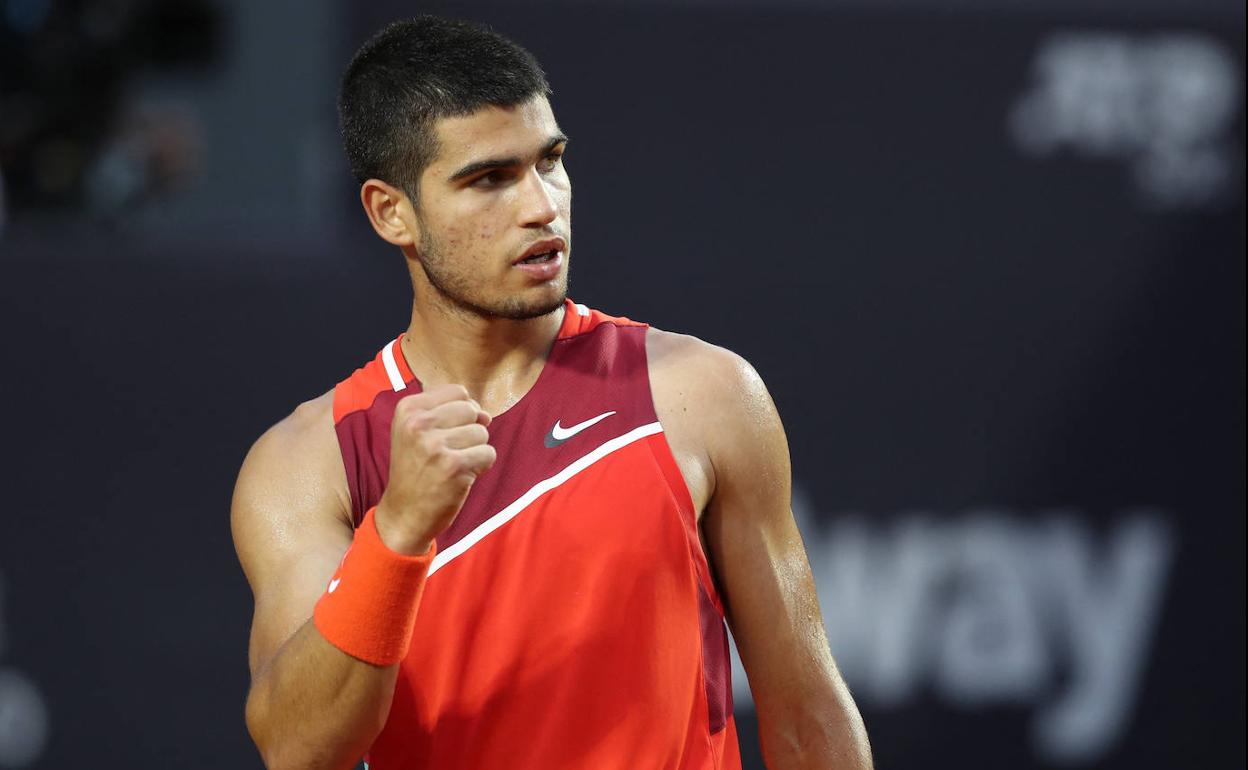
[757,691,874,770]
[244,687,291,770]
[244,686,379,770]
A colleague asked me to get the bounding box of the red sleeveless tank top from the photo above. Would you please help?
[332,299,741,769]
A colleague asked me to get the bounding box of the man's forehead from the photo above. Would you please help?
[430,96,561,165]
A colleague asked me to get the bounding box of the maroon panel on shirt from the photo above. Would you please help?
[699,580,733,734]
[335,386,408,527]
[437,321,656,553]
[334,321,658,545]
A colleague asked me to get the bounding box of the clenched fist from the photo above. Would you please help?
[373,384,497,555]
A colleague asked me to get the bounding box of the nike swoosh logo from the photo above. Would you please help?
[545,410,616,448]
[328,578,341,594]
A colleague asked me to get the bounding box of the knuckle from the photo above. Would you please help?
[444,454,478,480]
[475,445,497,468]
[420,433,445,457]
[456,402,479,423]
[447,454,471,475]
[400,414,426,437]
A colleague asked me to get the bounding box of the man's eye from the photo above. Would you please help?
[539,153,563,172]
[473,171,505,187]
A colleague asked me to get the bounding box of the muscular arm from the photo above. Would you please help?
[230,393,396,770]
[651,333,872,769]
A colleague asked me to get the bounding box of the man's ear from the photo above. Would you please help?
[360,179,418,246]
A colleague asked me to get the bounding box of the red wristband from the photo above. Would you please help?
[313,507,437,666]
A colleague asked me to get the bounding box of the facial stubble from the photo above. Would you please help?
[415,221,568,321]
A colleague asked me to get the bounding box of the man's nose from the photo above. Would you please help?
[517,167,559,227]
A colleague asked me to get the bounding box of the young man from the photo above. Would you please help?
[231,16,872,770]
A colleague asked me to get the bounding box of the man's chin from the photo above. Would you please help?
[495,290,567,321]
[462,283,567,321]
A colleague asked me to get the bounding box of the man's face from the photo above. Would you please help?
[411,95,571,320]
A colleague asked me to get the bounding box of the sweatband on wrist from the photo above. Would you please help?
[313,506,437,666]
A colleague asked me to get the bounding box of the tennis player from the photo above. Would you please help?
[231,16,872,769]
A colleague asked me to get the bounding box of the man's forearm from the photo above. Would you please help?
[245,620,399,770]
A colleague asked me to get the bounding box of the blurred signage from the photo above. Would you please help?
[1011,32,1242,209]
[730,492,1175,765]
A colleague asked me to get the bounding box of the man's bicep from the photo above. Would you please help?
[699,355,840,716]
[231,402,355,676]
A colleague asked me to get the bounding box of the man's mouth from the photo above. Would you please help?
[514,236,568,266]
[517,250,559,265]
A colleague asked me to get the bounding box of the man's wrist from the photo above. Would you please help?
[373,503,435,556]
[313,506,437,666]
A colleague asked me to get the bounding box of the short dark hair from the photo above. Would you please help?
[338,16,552,202]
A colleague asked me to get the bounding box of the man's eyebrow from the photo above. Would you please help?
[447,134,570,182]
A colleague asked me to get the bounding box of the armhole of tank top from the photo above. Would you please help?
[331,382,363,530]
[637,326,728,615]
[640,330,735,739]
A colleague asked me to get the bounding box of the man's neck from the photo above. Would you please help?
[400,297,565,416]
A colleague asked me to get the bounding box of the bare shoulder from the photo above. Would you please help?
[646,326,772,422]
[234,390,344,496]
[646,327,781,512]
[231,389,353,572]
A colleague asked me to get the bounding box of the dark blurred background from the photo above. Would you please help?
[0,1,1243,768]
